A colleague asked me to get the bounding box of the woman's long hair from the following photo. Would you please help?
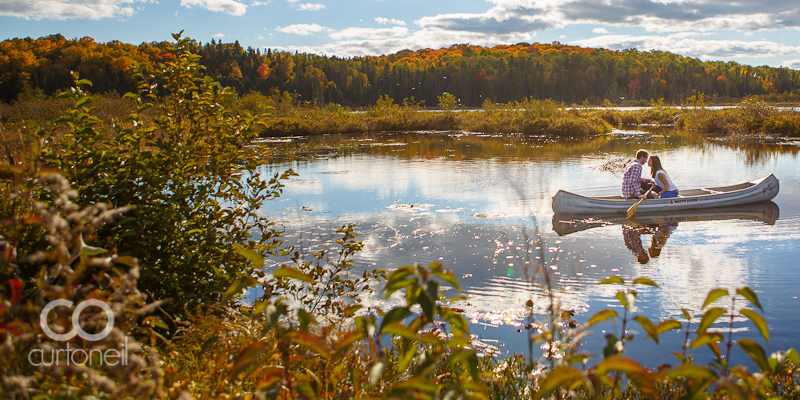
[650,155,665,178]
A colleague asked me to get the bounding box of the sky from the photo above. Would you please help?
[2,0,800,69]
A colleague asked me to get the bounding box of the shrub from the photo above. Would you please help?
[35,32,294,321]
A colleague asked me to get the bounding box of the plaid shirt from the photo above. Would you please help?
[622,159,645,198]
[622,225,645,256]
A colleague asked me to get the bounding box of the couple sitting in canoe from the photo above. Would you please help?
[622,149,678,199]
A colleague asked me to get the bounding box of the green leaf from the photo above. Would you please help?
[691,332,723,349]
[656,319,682,334]
[787,348,800,363]
[702,289,729,309]
[220,277,258,304]
[273,266,312,282]
[386,265,415,282]
[736,287,762,311]
[697,307,726,335]
[738,338,770,372]
[391,376,437,393]
[632,277,659,287]
[430,268,461,291]
[533,366,583,400]
[297,308,316,331]
[417,284,437,322]
[380,322,419,339]
[380,307,411,331]
[598,276,625,285]
[633,315,659,343]
[594,356,645,375]
[384,278,416,297]
[603,334,622,358]
[666,364,716,380]
[681,308,692,321]
[80,245,108,257]
[287,332,330,359]
[235,244,264,268]
[75,96,93,108]
[586,309,618,327]
[739,309,769,344]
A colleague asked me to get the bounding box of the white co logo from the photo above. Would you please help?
[40,299,114,341]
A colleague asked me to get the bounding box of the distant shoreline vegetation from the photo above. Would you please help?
[2,34,800,107]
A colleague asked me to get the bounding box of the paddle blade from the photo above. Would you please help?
[627,198,643,218]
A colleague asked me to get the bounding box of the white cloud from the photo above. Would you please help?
[780,59,800,70]
[257,34,265,40]
[572,33,800,59]
[276,23,330,35]
[251,0,269,5]
[592,27,609,34]
[410,0,800,37]
[297,3,324,10]
[329,27,409,40]
[181,0,247,16]
[212,32,225,38]
[375,17,406,25]
[0,0,138,20]
[276,28,532,57]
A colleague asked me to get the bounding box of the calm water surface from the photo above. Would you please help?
[257,128,800,367]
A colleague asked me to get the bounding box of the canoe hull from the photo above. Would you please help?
[552,174,779,214]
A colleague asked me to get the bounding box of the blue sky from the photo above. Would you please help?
[2,0,800,69]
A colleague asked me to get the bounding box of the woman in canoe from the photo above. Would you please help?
[648,156,679,198]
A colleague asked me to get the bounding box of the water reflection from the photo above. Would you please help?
[552,202,779,236]
[258,129,799,362]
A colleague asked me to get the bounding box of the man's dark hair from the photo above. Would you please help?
[636,149,649,160]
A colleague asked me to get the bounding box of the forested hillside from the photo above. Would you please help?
[2,34,799,105]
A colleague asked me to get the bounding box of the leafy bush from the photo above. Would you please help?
[34,32,294,320]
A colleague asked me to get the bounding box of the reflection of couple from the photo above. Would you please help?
[622,222,677,263]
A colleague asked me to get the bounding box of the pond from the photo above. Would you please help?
[256,128,800,368]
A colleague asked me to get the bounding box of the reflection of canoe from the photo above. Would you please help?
[552,174,779,214]
[552,201,780,236]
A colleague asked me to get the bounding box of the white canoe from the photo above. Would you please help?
[552,174,779,214]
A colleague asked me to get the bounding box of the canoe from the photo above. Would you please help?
[552,201,780,236]
[552,174,779,214]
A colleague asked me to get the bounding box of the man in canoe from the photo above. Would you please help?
[622,149,655,199]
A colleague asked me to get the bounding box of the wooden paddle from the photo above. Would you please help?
[627,186,654,218]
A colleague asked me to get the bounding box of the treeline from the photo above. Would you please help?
[2,33,800,105]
